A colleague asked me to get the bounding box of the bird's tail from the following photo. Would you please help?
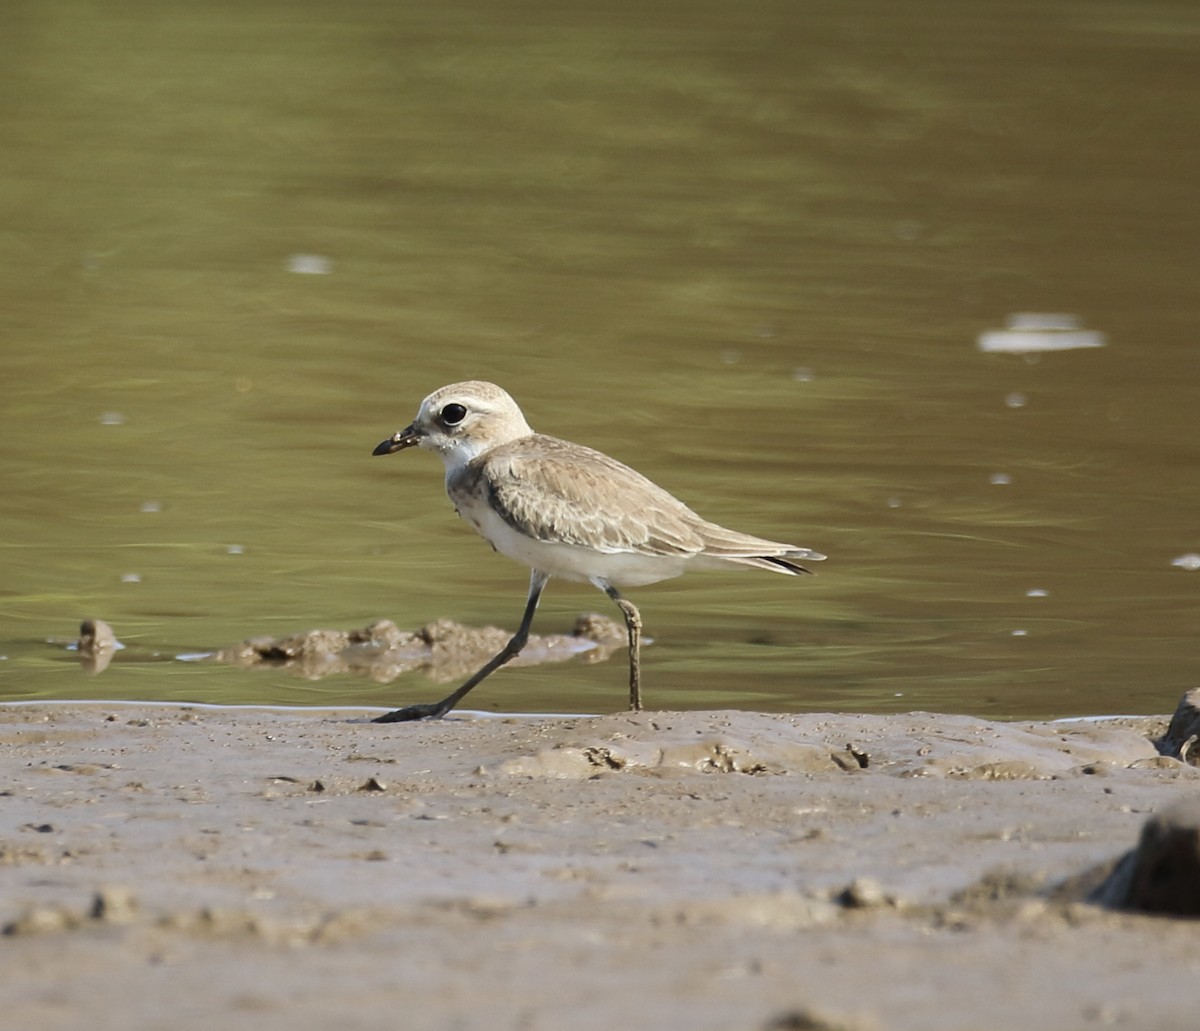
[757,553,821,575]
[718,551,823,575]
[694,522,826,575]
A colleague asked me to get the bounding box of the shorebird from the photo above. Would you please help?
[371,381,824,721]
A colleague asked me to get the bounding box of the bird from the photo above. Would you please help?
[370,380,824,721]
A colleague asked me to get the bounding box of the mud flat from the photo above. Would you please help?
[2,703,1198,1031]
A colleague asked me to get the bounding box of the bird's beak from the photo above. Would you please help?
[372,424,422,456]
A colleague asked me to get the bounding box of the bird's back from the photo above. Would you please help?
[450,433,823,574]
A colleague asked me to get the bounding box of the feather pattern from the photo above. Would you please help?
[448,433,822,574]
[372,379,825,718]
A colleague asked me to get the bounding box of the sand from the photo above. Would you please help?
[2,703,1197,1031]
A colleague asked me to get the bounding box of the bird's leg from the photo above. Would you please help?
[373,570,549,723]
[600,582,643,712]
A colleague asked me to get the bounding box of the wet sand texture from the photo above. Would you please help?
[2,704,1198,1031]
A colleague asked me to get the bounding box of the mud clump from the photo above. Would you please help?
[3,887,139,936]
[76,618,118,674]
[215,615,626,683]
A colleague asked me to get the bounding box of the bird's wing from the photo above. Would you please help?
[477,435,707,557]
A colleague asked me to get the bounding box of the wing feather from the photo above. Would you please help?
[476,435,706,557]
[454,433,824,569]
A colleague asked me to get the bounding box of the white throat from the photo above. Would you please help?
[429,435,490,478]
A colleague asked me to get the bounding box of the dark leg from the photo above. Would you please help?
[600,582,643,712]
[373,570,550,723]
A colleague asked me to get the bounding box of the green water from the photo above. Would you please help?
[2,0,1197,719]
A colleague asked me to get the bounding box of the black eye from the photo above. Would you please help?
[441,403,467,426]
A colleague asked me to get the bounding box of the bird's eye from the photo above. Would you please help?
[441,403,468,426]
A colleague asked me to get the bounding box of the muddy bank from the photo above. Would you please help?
[71,616,628,682]
[2,703,1197,1031]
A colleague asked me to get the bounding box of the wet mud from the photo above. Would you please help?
[2,700,1199,1030]
[74,616,627,683]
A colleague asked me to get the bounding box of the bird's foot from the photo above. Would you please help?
[372,702,450,723]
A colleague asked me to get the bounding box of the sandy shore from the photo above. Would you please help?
[2,703,1197,1031]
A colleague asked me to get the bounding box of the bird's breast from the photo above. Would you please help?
[446,481,687,586]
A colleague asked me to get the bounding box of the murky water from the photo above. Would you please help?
[2,0,1197,719]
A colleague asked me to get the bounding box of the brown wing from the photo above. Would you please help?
[476,435,708,557]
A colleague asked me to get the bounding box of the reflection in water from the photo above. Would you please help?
[1,0,1198,719]
[977,313,1105,354]
[286,254,334,276]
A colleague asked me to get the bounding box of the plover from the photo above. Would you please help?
[371,380,824,721]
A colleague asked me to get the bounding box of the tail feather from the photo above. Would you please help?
[761,554,818,575]
[691,521,825,575]
[722,553,821,575]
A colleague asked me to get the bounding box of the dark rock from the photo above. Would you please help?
[1159,688,1200,765]
[1089,798,1200,916]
